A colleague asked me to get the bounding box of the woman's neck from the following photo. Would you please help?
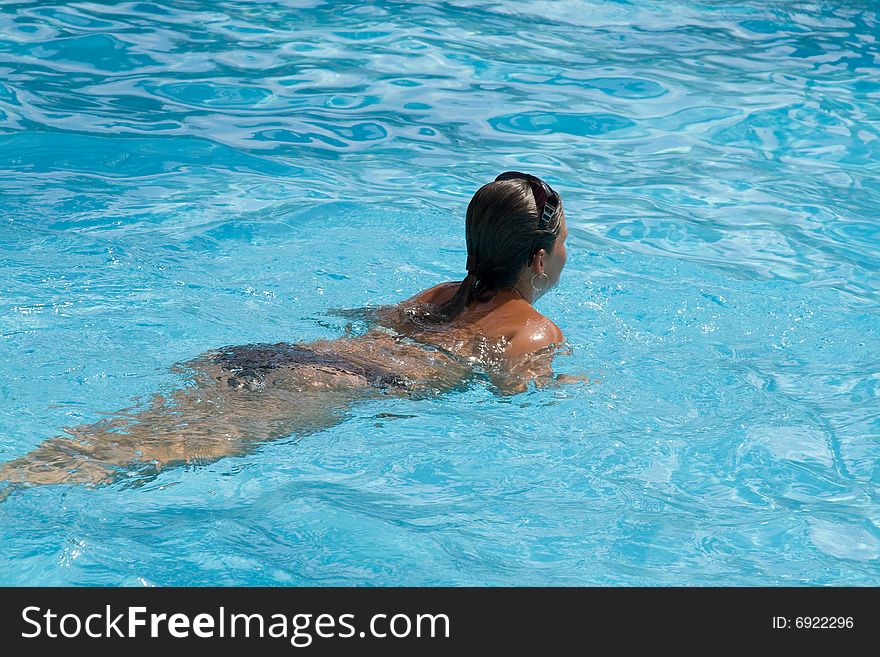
[502,284,532,305]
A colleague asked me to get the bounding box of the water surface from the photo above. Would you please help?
[0,0,878,585]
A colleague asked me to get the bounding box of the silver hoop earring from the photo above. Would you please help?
[531,272,550,292]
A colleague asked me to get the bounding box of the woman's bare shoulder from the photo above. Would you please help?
[504,313,564,359]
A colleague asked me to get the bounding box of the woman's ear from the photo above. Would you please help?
[532,248,545,273]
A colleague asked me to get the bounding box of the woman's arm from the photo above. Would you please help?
[401,281,459,306]
[487,320,594,395]
[324,282,459,324]
[487,354,595,395]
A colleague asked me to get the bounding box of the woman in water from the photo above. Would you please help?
[0,171,584,489]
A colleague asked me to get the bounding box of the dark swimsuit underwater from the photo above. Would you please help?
[212,342,411,391]
[202,326,475,396]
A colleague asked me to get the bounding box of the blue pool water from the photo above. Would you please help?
[1,0,878,586]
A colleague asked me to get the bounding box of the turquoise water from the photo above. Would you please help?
[1,0,878,585]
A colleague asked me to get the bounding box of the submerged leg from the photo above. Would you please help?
[0,362,383,488]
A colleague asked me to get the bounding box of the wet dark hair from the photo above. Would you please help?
[418,175,564,324]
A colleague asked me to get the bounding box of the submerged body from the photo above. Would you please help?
[0,286,569,489]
